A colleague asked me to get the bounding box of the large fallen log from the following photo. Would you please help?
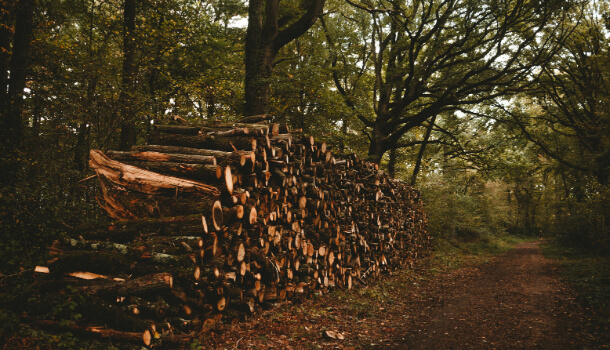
[112,161,231,188]
[89,150,221,198]
[95,175,218,219]
[75,215,207,242]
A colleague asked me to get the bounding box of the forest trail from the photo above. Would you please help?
[397,241,595,349]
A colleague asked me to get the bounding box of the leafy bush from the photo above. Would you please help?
[419,172,513,240]
[553,185,610,253]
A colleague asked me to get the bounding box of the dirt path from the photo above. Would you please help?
[397,241,589,349]
[203,241,605,349]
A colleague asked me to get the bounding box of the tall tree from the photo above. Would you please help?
[0,0,34,182]
[244,0,326,116]
[511,4,610,185]
[0,0,13,109]
[487,1,609,188]
[327,0,576,164]
[119,0,137,150]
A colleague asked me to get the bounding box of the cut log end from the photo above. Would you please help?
[224,166,233,195]
[234,205,244,219]
[165,274,174,289]
[211,200,224,231]
[217,297,226,311]
[248,207,257,225]
[236,243,246,262]
[201,215,208,234]
[298,196,307,210]
[143,329,152,347]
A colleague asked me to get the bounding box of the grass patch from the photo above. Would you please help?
[427,234,534,273]
[541,240,610,312]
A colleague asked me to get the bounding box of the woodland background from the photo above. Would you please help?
[0,0,608,278]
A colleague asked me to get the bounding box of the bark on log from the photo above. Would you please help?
[149,132,257,152]
[96,176,219,220]
[89,150,220,198]
[26,318,151,346]
[132,145,254,167]
[79,273,173,297]
[74,215,206,242]
[115,161,227,185]
[107,150,216,165]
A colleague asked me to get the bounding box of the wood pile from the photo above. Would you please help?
[33,120,429,347]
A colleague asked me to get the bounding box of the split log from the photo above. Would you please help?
[114,161,229,187]
[89,150,220,198]
[96,177,219,219]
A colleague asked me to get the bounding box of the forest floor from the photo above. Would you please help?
[200,239,608,350]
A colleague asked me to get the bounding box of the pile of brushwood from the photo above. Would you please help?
[25,118,429,347]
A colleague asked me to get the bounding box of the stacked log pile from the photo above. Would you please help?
[33,120,429,347]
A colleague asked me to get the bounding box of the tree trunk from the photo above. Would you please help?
[243,0,326,116]
[88,150,221,198]
[119,0,137,151]
[74,123,91,173]
[0,0,33,182]
[387,148,397,178]
[0,2,13,111]
[244,0,271,116]
[366,125,387,165]
[410,115,436,186]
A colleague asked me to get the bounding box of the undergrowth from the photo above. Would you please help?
[541,241,610,312]
[541,240,610,346]
[426,234,534,274]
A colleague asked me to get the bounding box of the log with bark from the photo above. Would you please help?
[89,150,221,198]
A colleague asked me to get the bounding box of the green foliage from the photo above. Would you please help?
[0,309,20,333]
[190,339,204,350]
[419,170,514,240]
[0,133,105,275]
[50,285,85,325]
[552,184,610,252]
[32,330,80,350]
[0,0,606,302]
